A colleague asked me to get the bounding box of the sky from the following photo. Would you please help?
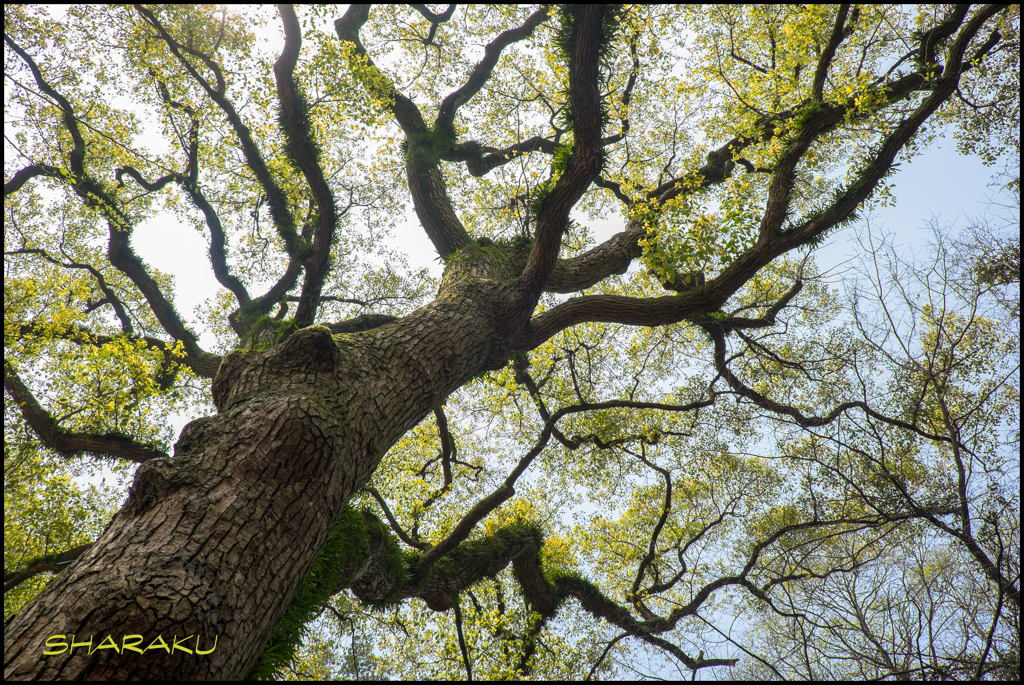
[7,6,1017,678]
[12,10,1011,460]
[128,125,1012,351]
[17,4,1010,364]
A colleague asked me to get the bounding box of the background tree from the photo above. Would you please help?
[730,213,1020,680]
[4,4,1019,680]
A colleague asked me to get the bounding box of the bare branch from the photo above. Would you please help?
[435,6,550,135]
[411,396,714,586]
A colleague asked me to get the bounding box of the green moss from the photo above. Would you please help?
[247,508,400,680]
[404,126,457,174]
[495,232,534,253]
[247,316,298,351]
[360,511,409,608]
[246,514,577,680]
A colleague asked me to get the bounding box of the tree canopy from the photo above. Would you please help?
[4,4,1020,680]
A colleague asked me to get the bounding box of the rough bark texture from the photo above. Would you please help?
[4,4,1007,680]
[3,271,517,680]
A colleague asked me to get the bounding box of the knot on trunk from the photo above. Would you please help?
[212,325,343,412]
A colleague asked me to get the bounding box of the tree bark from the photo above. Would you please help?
[3,270,519,680]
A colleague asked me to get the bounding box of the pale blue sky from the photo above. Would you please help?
[124,130,1012,459]
[130,125,1011,349]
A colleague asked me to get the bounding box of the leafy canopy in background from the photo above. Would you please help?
[4,4,1019,680]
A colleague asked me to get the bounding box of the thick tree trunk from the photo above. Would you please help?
[3,273,517,680]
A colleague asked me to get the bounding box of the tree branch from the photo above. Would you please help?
[778,5,1005,249]
[336,5,471,260]
[134,4,306,333]
[514,289,716,352]
[15,320,199,387]
[409,4,456,46]
[811,5,852,102]
[117,73,253,312]
[411,396,714,586]
[517,5,610,300]
[275,5,338,328]
[324,313,398,335]
[3,543,93,594]
[543,221,646,293]
[434,6,550,135]
[443,136,560,177]
[6,245,137,336]
[360,486,428,551]
[516,6,1008,351]
[5,30,222,377]
[4,163,64,196]
[333,5,427,135]
[4,361,169,463]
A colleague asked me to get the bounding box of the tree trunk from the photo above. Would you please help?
[3,269,518,680]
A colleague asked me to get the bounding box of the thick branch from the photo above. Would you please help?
[3,543,93,594]
[6,30,221,376]
[336,5,470,259]
[517,5,609,299]
[4,361,169,464]
[444,136,560,177]
[652,7,997,221]
[118,74,252,311]
[777,5,1005,248]
[334,5,428,135]
[407,525,544,612]
[4,163,64,196]
[544,221,646,293]
[409,4,456,45]
[554,576,737,670]
[104,223,221,377]
[518,7,1008,350]
[182,184,252,309]
[515,289,718,352]
[3,33,85,175]
[275,5,338,328]
[324,313,398,335]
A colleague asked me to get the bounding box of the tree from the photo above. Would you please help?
[3,4,1019,680]
[730,215,1020,680]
